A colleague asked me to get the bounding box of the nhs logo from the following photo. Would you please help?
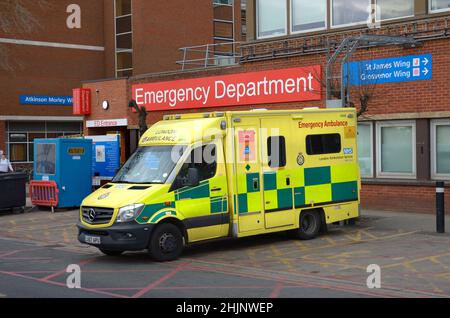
[344,148,353,155]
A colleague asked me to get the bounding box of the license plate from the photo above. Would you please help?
[85,235,101,245]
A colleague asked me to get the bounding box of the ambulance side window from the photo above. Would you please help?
[306,133,341,155]
[172,144,217,190]
[267,136,286,168]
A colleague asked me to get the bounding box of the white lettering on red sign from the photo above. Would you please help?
[132,66,322,111]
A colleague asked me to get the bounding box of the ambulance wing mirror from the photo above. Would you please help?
[185,167,200,187]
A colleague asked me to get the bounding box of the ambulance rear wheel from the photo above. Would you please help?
[148,223,184,262]
[296,210,320,240]
[99,249,124,256]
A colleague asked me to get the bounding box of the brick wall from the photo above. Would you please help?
[82,79,134,135]
[361,184,450,214]
[132,0,214,75]
[0,0,107,150]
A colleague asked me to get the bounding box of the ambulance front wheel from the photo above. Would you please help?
[148,223,184,262]
[296,210,321,240]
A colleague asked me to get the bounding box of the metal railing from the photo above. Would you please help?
[176,42,242,70]
[176,16,449,71]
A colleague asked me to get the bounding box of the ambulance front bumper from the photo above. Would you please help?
[77,222,155,251]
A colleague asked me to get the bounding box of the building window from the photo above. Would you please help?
[376,0,414,21]
[430,0,450,13]
[6,121,82,163]
[331,0,371,27]
[214,0,233,4]
[256,0,287,39]
[267,136,286,168]
[431,120,450,179]
[376,121,416,179]
[291,0,327,33]
[115,0,133,77]
[357,123,373,178]
[213,0,236,66]
[306,133,341,155]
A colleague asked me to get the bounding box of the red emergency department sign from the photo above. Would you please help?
[132,66,322,111]
[72,88,91,115]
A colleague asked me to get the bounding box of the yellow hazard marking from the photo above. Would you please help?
[270,244,284,257]
[384,252,450,269]
[323,237,337,246]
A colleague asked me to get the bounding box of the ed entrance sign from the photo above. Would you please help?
[132,66,322,111]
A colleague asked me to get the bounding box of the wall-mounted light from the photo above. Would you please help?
[102,100,109,110]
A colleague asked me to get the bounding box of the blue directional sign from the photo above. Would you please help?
[345,54,432,86]
[19,95,73,106]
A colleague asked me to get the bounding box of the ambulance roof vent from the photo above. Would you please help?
[163,115,170,120]
[175,114,182,119]
[215,112,225,117]
[203,113,211,118]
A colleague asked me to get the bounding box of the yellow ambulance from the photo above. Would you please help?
[77,108,360,261]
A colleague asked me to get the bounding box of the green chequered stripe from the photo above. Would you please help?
[277,188,293,209]
[237,193,248,214]
[263,172,277,190]
[235,166,358,214]
[332,181,358,202]
[175,180,210,200]
[246,173,260,193]
[210,196,228,213]
[136,201,175,223]
[151,210,177,223]
[294,187,305,207]
[304,166,331,186]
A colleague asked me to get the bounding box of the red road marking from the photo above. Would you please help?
[186,264,395,298]
[269,283,284,298]
[131,262,188,298]
[0,270,127,298]
[40,257,98,281]
[0,251,20,258]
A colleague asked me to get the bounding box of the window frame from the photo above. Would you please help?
[330,0,372,29]
[374,0,415,22]
[357,122,374,178]
[305,133,342,156]
[429,0,450,13]
[35,143,57,176]
[170,142,218,191]
[290,0,328,35]
[5,121,82,163]
[376,120,417,179]
[256,0,288,40]
[430,119,450,180]
[114,0,133,78]
[267,136,287,168]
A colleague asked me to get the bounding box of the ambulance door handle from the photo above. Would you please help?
[286,177,291,186]
[211,187,222,192]
[253,178,259,190]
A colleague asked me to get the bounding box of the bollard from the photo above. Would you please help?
[436,181,445,233]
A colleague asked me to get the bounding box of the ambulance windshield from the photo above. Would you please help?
[113,145,186,184]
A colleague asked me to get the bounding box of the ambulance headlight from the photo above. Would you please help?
[116,204,145,223]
